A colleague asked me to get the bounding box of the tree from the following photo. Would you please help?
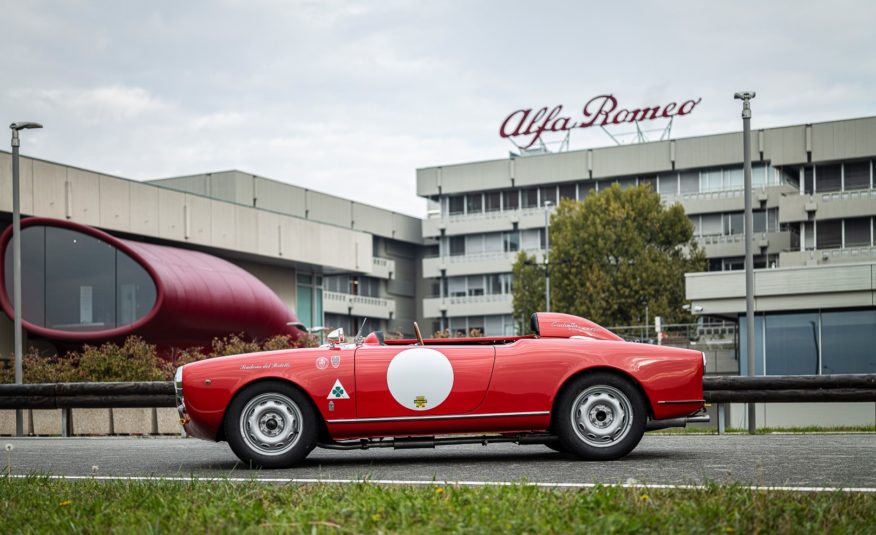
[511,251,545,334]
[548,183,706,327]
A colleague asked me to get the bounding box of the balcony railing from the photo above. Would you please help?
[819,188,876,203]
[323,291,396,319]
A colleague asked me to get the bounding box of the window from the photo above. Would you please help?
[816,164,841,193]
[4,227,45,326]
[466,194,482,214]
[845,217,871,247]
[448,195,464,215]
[521,229,542,250]
[658,173,678,195]
[465,234,485,254]
[821,310,876,374]
[764,313,819,375]
[724,168,743,190]
[803,221,814,250]
[449,236,465,256]
[700,214,722,236]
[753,210,766,233]
[816,220,842,249]
[803,167,814,194]
[844,161,870,191]
[689,216,701,237]
[502,190,519,210]
[559,183,576,200]
[484,232,502,253]
[467,275,484,296]
[679,171,699,193]
[700,169,723,192]
[522,188,539,208]
[751,164,767,188]
[639,177,656,192]
[540,186,557,206]
[503,231,519,252]
[448,277,466,297]
[485,191,501,212]
[723,212,743,235]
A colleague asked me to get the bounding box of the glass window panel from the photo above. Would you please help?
[751,164,767,188]
[4,226,46,327]
[503,231,519,252]
[639,177,656,191]
[540,186,557,206]
[724,167,743,190]
[739,315,765,375]
[484,315,504,336]
[845,217,870,247]
[296,284,312,328]
[679,171,699,193]
[448,195,464,215]
[816,164,841,193]
[484,191,501,212]
[816,220,842,249]
[803,167,814,194]
[658,173,678,195]
[727,212,744,235]
[448,277,466,297]
[500,273,513,294]
[484,233,502,253]
[486,274,502,295]
[844,161,870,191]
[753,210,766,233]
[297,273,312,285]
[521,229,541,250]
[803,221,814,250]
[465,234,485,254]
[700,169,723,192]
[821,310,876,374]
[467,275,484,296]
[559,183,576,200]
[466,194,482,214]
[768,208,779,232]
[45,227,116,331]
[448,317,467,337]
[116,251,157,326]
[764,313,819,375]
[522,188,539,208]
[502,190,519,210]
[449,236,465,256]
[689,216,701,237]
[700,214,722,235]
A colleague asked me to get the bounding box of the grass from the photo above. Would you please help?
[651,425,876,435]
[1,477,875,534]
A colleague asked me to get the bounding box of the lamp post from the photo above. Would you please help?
[734,92,757,435]
[9,121,42,437]
[543,200,554,312]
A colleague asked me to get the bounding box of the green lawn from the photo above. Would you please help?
[2,477,875,534]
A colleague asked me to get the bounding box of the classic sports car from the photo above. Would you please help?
[175,312,708,468]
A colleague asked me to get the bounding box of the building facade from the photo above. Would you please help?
[416,116,876,375]
[0,156,424,355]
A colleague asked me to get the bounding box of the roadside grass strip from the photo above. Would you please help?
[2,476,875,534]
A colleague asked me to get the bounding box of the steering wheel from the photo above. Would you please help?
[413,322,424,346]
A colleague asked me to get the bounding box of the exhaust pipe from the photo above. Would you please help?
[646,414,711,431]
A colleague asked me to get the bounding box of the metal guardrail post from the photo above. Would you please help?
[716,403,725,435]
[60,408,72,437]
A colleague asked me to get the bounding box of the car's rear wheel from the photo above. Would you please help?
[224,381,317,468]
[555,372,646,460]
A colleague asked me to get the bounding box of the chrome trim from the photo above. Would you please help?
[657,399,705,405]
[326,411,550,425]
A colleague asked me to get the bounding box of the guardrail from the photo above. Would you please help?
[1,375,874,435]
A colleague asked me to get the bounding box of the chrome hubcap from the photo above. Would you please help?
[571,385,633,448]
[240,393,302,456]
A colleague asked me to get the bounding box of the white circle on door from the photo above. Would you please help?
[386,348,454,411]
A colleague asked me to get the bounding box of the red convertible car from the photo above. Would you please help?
[175,312,708,468]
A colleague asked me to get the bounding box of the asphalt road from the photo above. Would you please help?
[2,434,875,488]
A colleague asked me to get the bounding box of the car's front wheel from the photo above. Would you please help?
[224,381,317,468]
[554,373,646,461]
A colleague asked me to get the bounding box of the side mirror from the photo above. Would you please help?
[327,328,344,346]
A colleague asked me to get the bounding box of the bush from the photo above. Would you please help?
[1,331,320,384]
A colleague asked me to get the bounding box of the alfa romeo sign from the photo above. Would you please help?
[500,94,702,149]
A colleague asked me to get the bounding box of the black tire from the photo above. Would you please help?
[224,380,318,468]
[554,372,646,461]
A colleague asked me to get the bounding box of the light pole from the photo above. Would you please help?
[9,121,42,437]
[543,200,554,312]
[734,92,757,435]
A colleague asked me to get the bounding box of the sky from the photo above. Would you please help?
[2,1,875,217]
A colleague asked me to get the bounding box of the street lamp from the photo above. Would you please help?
[734,91,757,435]
[543,200,554,312]
[9,121,43,437]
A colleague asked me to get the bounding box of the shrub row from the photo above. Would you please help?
[0,333,317,384]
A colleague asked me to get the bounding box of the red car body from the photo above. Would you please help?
[176,312,705,465]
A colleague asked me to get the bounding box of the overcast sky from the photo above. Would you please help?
[3,1,874,217]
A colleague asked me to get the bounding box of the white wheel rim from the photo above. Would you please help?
[571,385,633,448]
[239,393,302,456]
